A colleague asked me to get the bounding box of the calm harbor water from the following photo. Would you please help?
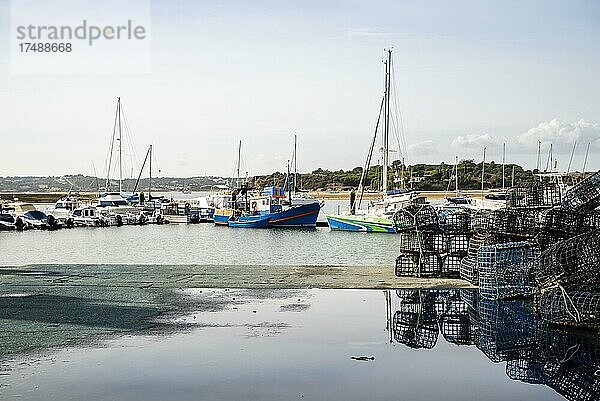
[0,224,399,266]
[0,289,576,401]
[0,199,399,267]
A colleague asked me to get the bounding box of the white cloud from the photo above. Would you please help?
[407,140,437,156]
[517,119,600,149]
[451,133,500,150]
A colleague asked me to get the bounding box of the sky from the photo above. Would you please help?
[0,0,599,179]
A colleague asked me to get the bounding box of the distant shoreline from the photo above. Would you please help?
[1,189,498,203]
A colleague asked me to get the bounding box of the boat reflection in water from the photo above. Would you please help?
[385,289,600,401]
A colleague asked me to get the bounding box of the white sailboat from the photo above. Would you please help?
[326,50,419,233]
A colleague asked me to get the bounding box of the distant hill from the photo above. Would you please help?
[0,175,230,193]
[253,160,538,192]
[0,161,540,193]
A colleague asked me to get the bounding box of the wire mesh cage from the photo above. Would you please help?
[536,322,600,368]
[539,287,600,329]
[507,181,562,209]
[447,234,470,254]
[534,231,573,253]
[471,209,495,232]
[459,288,480,310]
[561,171,600,213]
[442,254,463,277]
[506,350,555,385]
[546,361,600,401]
[536,207,584,236]
[492,209,538,238]
[438,209,472,234]
[392,290,439,349]
[459,255,479,285]
[438,290,474,345]
[398,230,447,254]
[393,204,439,232]
[478,242,540,300]
[534,229,600,289]
[582,209,600,231]
[475,299,537,363]
[395,253,443,277]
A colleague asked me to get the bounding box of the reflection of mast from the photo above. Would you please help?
[384,290,393,344]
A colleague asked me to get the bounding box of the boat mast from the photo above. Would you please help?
[133,145,151,193]
[382,49,392,194]
[583,142,591,175]
[454,156,459,195]
[118,97,123,194]
[567,141,576,174]
[356,95,385,211]
[511,165,515,187]
[236,140,241,189]
[149,144,152,198]
[502,142,506,190]
[287,160,292,203]
[105,98,120,191]
[481,147,486,200]
[293,134,298,194]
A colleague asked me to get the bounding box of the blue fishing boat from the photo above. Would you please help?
[227,214,270,228]
[247,135,322,228]
[249,193,321,227]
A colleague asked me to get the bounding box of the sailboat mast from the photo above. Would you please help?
[502,142,506,190]
[236,140,241,188]
[149,144,152,197]
[105,98,120,191]
[567,141,576,174]
[382,49,392,194]
[481,147,486,200]
[583,142,591,175]
[454,156,459,194]
[294,134,298,194]
[118,97,123,193]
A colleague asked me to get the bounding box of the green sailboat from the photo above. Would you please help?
[326,49,418,233]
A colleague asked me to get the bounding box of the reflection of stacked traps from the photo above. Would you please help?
[388,289,600,401]
[394,171,600,331]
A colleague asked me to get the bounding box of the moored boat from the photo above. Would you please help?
[248,190,321,228]
[227,214,270,228]
[326,213,396,233]
[326,50,418,233]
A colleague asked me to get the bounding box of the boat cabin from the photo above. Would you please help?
[54,197,78,211]
[72,207,98,219]
[97,193,129,207]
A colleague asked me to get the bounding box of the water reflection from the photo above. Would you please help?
[386,289,600,401]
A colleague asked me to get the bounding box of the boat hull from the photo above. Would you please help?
[214,209,234,225]
[326,214,396,233]
[228,216,270,228]
[265,202,321,228]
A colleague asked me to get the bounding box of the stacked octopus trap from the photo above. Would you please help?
[393,171,600,331]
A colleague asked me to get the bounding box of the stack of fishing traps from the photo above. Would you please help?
[394,205,470,278]
[393,171,600,330]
